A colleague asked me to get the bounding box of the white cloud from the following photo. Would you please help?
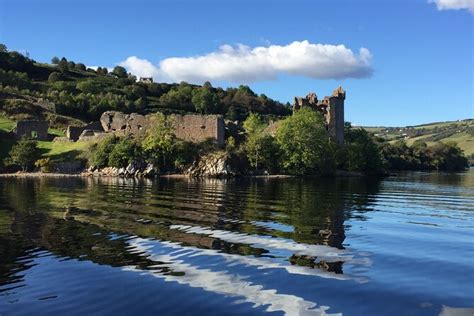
[118,40,373,84]
[119,56,161,78]
[429,0,474,13]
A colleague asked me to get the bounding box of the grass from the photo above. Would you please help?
[0,117,15,133]
[1,139,93,164]
[37,140,93,161]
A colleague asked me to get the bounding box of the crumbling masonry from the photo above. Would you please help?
[293,86,345,145]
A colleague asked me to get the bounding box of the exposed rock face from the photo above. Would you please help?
[186,151,235,178]
[82,162,159,178]
[14,120,49,140]
[100,111,225,146]
[292,86,345,145]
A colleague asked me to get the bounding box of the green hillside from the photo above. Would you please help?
[0,47,291,131]
[363,119,474,157]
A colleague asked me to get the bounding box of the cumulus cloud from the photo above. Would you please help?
[429,0,474,13]
[118,40,373,84]
[119,56,161,78]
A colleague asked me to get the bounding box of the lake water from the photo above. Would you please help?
[0,171,473,316]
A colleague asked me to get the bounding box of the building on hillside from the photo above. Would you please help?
[138,77,153,84]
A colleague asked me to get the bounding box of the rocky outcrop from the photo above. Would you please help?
[82,161,159,178]
[186,151,235,178]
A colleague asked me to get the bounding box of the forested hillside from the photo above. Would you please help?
[0,45,290,129]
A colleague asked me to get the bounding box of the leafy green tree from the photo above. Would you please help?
[0,43,7,53]
[90,135,118,168]
[58,57,68,73]
[275,107,333,175]
[48,72,62,83]
[112,66,128,78]
[241,113,278,171]
[159,82,194,111]
[67,61,76,69]
[74,63,86,71]
[141,113,177,168]
[340,127,385,174]
[76,79,103,94]
[192,85,220,114]
[108,137,141,168]
[51,56,60,64]
[4,137,41,171]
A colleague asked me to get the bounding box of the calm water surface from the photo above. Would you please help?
[0,171,473,315]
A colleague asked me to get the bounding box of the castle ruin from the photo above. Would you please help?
[293,86,345,145]
[14,120,49,140]
[99,111,225,147]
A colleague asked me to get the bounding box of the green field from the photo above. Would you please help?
[363,119,474,156]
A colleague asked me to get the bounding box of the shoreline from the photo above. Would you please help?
[0,170,368,178]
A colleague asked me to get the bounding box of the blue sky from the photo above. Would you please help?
[1,0,472,126]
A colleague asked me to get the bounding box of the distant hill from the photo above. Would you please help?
[0,48,291,130]
[362,119,474,157]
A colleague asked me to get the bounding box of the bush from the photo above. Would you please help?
[107,137,141,168]
[90,135,118,168]
[48,72,61,83]
[35,158,54,173]
[4,137,41,171]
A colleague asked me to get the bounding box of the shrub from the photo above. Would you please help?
[90,135,118,168]
[35,158,54,173]
[4,137,41,171]
[107,137,141,168]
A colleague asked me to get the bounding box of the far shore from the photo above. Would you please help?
[0,170,368,179]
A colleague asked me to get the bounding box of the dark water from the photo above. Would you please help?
[0,171,473,316]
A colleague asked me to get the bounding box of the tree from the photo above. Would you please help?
[242,113,278,171]
[108,137,141,168]
[51,56,60,64]
[67,61,76,69]
[4,137,41,171]
[48,72,62,83]
[58,57,68,73]
[141,113,177,169]
[340,127,385,174]
[112,66,128,78]
[76,79,103,94]
[0,43,7,53]
[192,85,219,114]
[275,107,333,175]
[74,63,86,71]
[90,135,118,168]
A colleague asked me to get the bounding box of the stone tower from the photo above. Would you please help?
[327,86,345,145]
[292,86,345,145]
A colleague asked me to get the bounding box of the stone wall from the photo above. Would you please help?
[292,87,345,145]
[170,114,225,146]
[14,120,49,140]
[99,111,225,146]
[67,121,103,141]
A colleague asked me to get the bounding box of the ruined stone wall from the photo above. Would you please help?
[14,120,49,140]
[99,111,225,146]
[170,114,225,147]
[67,121,103,141]
[292,87,345,145]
